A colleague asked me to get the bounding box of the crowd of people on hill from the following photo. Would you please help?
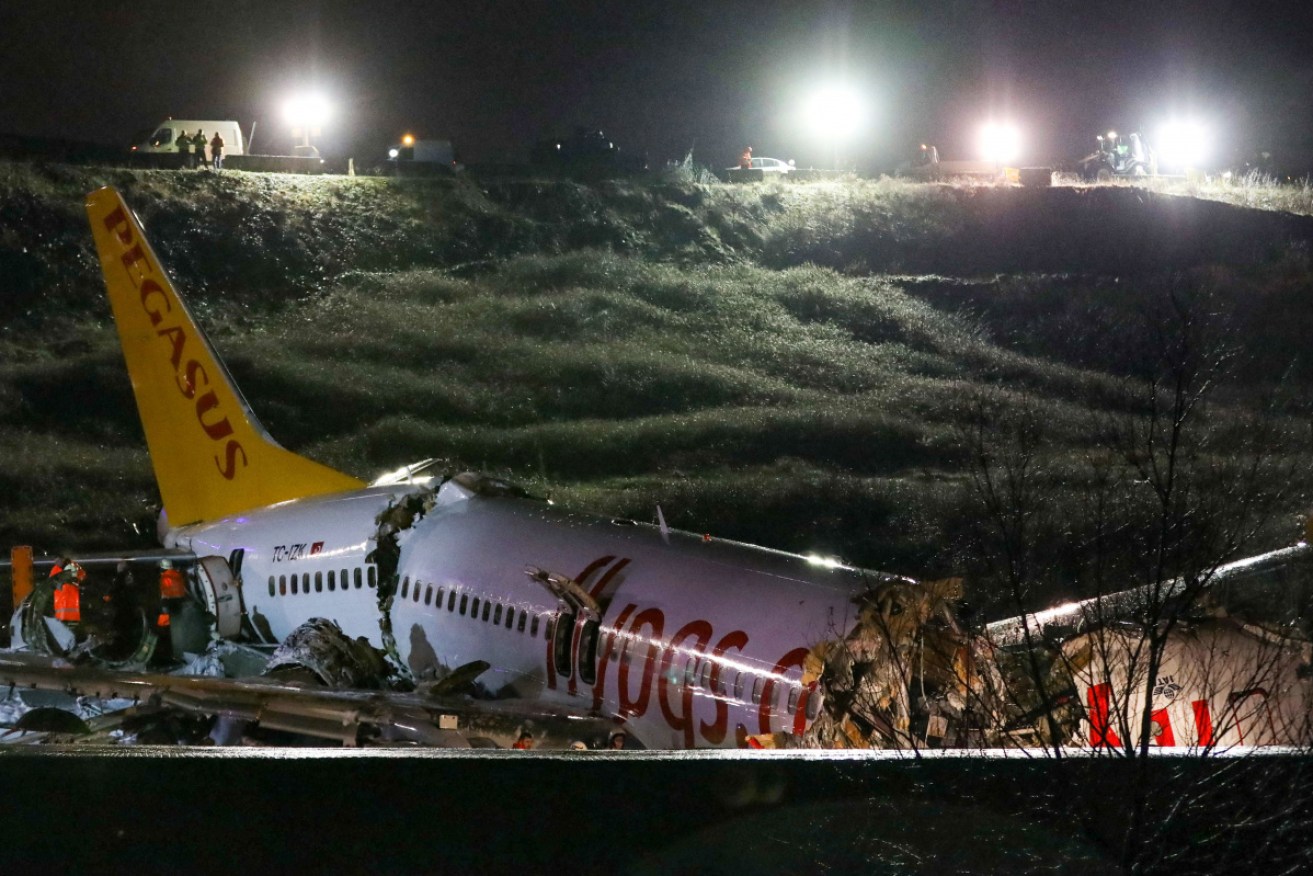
[176,129,225,169]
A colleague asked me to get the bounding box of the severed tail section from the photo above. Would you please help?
[86,186,364,527]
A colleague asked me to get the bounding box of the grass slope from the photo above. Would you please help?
[1,160,1310,615]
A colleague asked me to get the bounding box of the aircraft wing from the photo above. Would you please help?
[984,542,1312,648]
[0,651,616,749]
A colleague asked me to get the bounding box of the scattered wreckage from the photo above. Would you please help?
[4,537,1309,752]
[3,545,615,749]
[789,543,1313,752]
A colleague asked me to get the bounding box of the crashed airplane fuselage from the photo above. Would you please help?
[49,185,912,750]
[170,471,892,749]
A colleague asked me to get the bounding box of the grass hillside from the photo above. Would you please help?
[1,160,1311,617]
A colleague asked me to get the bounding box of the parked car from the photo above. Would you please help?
[728,156,796,174]
[752,157,796,174]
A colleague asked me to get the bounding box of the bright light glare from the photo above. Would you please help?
[1157,120,1208,169]
[805,86,867,142]
[979,122,1021,163]
[388,148,399,159]
[806,553,843,569]
[402,133,415,146]
[283,93,332,127]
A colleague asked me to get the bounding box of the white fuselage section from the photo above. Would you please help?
[169,478,880,748]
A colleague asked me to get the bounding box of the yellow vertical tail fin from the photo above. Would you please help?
[86,186,364,526]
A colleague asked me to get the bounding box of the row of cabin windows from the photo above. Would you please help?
[609,638,818,720]
[398,576,548,640]
[268,565,378,598]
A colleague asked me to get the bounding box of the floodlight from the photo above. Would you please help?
[1157,120,1208,170]
[979,122,1022,164]
[282,92,332,148]
[805,85,867,144]
[283,93,331,127]
[402,133,415,147]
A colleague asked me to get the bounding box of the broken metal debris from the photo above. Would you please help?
[0,650,615,749]
[12,568,158,668]
[367,486,440,677]
[800,574,1313,751]
[263,618,393,689]
[802,577,1006,750]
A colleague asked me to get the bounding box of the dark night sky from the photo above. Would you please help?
[3,0,1312,170]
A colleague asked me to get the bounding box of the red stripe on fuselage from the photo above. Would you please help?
[589,557,630,600]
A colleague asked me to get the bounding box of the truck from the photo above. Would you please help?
[129,119,246,158]
[389,137,456,165]
[386,136,462,175]
[897,143,1048,185]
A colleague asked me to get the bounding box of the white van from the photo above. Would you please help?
[130,120,246,157]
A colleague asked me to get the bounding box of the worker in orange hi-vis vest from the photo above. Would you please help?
[157,559,186,628]
[49,559,85,625]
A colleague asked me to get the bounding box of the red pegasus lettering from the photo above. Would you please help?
[1192,700,1214,747]
[657,620,713,748]
[1086,682,1122,748]
[139,280,170,326]
[618,608,664,718]
[1149,709,1175,746]
[700,630,748,744]
[102,206,133,246]
[759,647,808,736]
[591,603,638,711]
[195,391,234,440]
[215,440,248,480]
[119,243,149,286]
[157,325,187,370]
[176,359,209,399]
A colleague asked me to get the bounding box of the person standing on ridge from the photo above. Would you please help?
[209,130,225,169]
[193,129,208,168]
[176,131,191,168]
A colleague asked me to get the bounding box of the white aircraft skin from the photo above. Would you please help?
[172,481,876,749]
[87,185,883,749]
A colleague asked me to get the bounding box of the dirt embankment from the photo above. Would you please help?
[764,184,1313,276]
[942,186,1313,274]
[3,162,1312,333]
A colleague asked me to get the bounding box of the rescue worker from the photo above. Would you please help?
[210,131,225,170]
[49,558,85,627]
[740,146,753,170]
[158,559,186,628]
[155,559,186,662]
[512,731,534,750]
[176,131,192,169]
[193,129,208,168]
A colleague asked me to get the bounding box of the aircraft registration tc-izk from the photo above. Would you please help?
[47,186,912,748]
